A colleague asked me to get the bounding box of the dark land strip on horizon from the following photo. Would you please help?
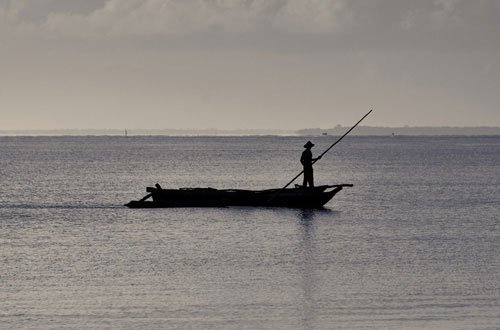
[0,126,499,136]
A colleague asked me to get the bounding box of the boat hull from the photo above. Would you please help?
[125,184,352,209]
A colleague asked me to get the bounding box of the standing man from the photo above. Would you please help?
[301,141,321,187]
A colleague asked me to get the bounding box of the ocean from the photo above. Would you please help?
[1,135,499,329]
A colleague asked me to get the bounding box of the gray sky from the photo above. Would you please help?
[1,0,499,130]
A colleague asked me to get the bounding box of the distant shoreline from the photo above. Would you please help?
[296,126,500,136]
[0,126,499,136]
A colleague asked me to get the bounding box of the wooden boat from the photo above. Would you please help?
[125,184,353,209]
[124,111,373,210]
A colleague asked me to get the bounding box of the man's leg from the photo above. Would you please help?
[304,168,313,187]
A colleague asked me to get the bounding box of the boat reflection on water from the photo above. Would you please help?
[295,208,338,329]
[297,209,317,329]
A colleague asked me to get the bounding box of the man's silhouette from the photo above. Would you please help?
[300,141,321,188]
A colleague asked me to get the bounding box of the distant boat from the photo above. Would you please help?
[125,184,352,209]
[322,132,328,136]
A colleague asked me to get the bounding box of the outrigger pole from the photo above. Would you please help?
[276,109,373,194]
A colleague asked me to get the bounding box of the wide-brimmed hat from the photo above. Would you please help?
[303,141,314,148]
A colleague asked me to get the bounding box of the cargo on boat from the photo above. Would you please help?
[125,184,353,209]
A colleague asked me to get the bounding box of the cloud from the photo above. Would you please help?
[1,0,500,51]
[39,0,350,36]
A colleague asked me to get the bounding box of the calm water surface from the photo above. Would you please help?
[1,136,499,329]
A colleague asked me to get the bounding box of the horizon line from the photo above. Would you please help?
[1,125,500,131]
[1,126,499,137]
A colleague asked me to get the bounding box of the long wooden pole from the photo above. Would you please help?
[277,109,373,192]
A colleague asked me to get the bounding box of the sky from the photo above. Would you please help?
[1,0,499,130]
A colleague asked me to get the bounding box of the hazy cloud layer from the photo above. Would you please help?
[1,0,499,49]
